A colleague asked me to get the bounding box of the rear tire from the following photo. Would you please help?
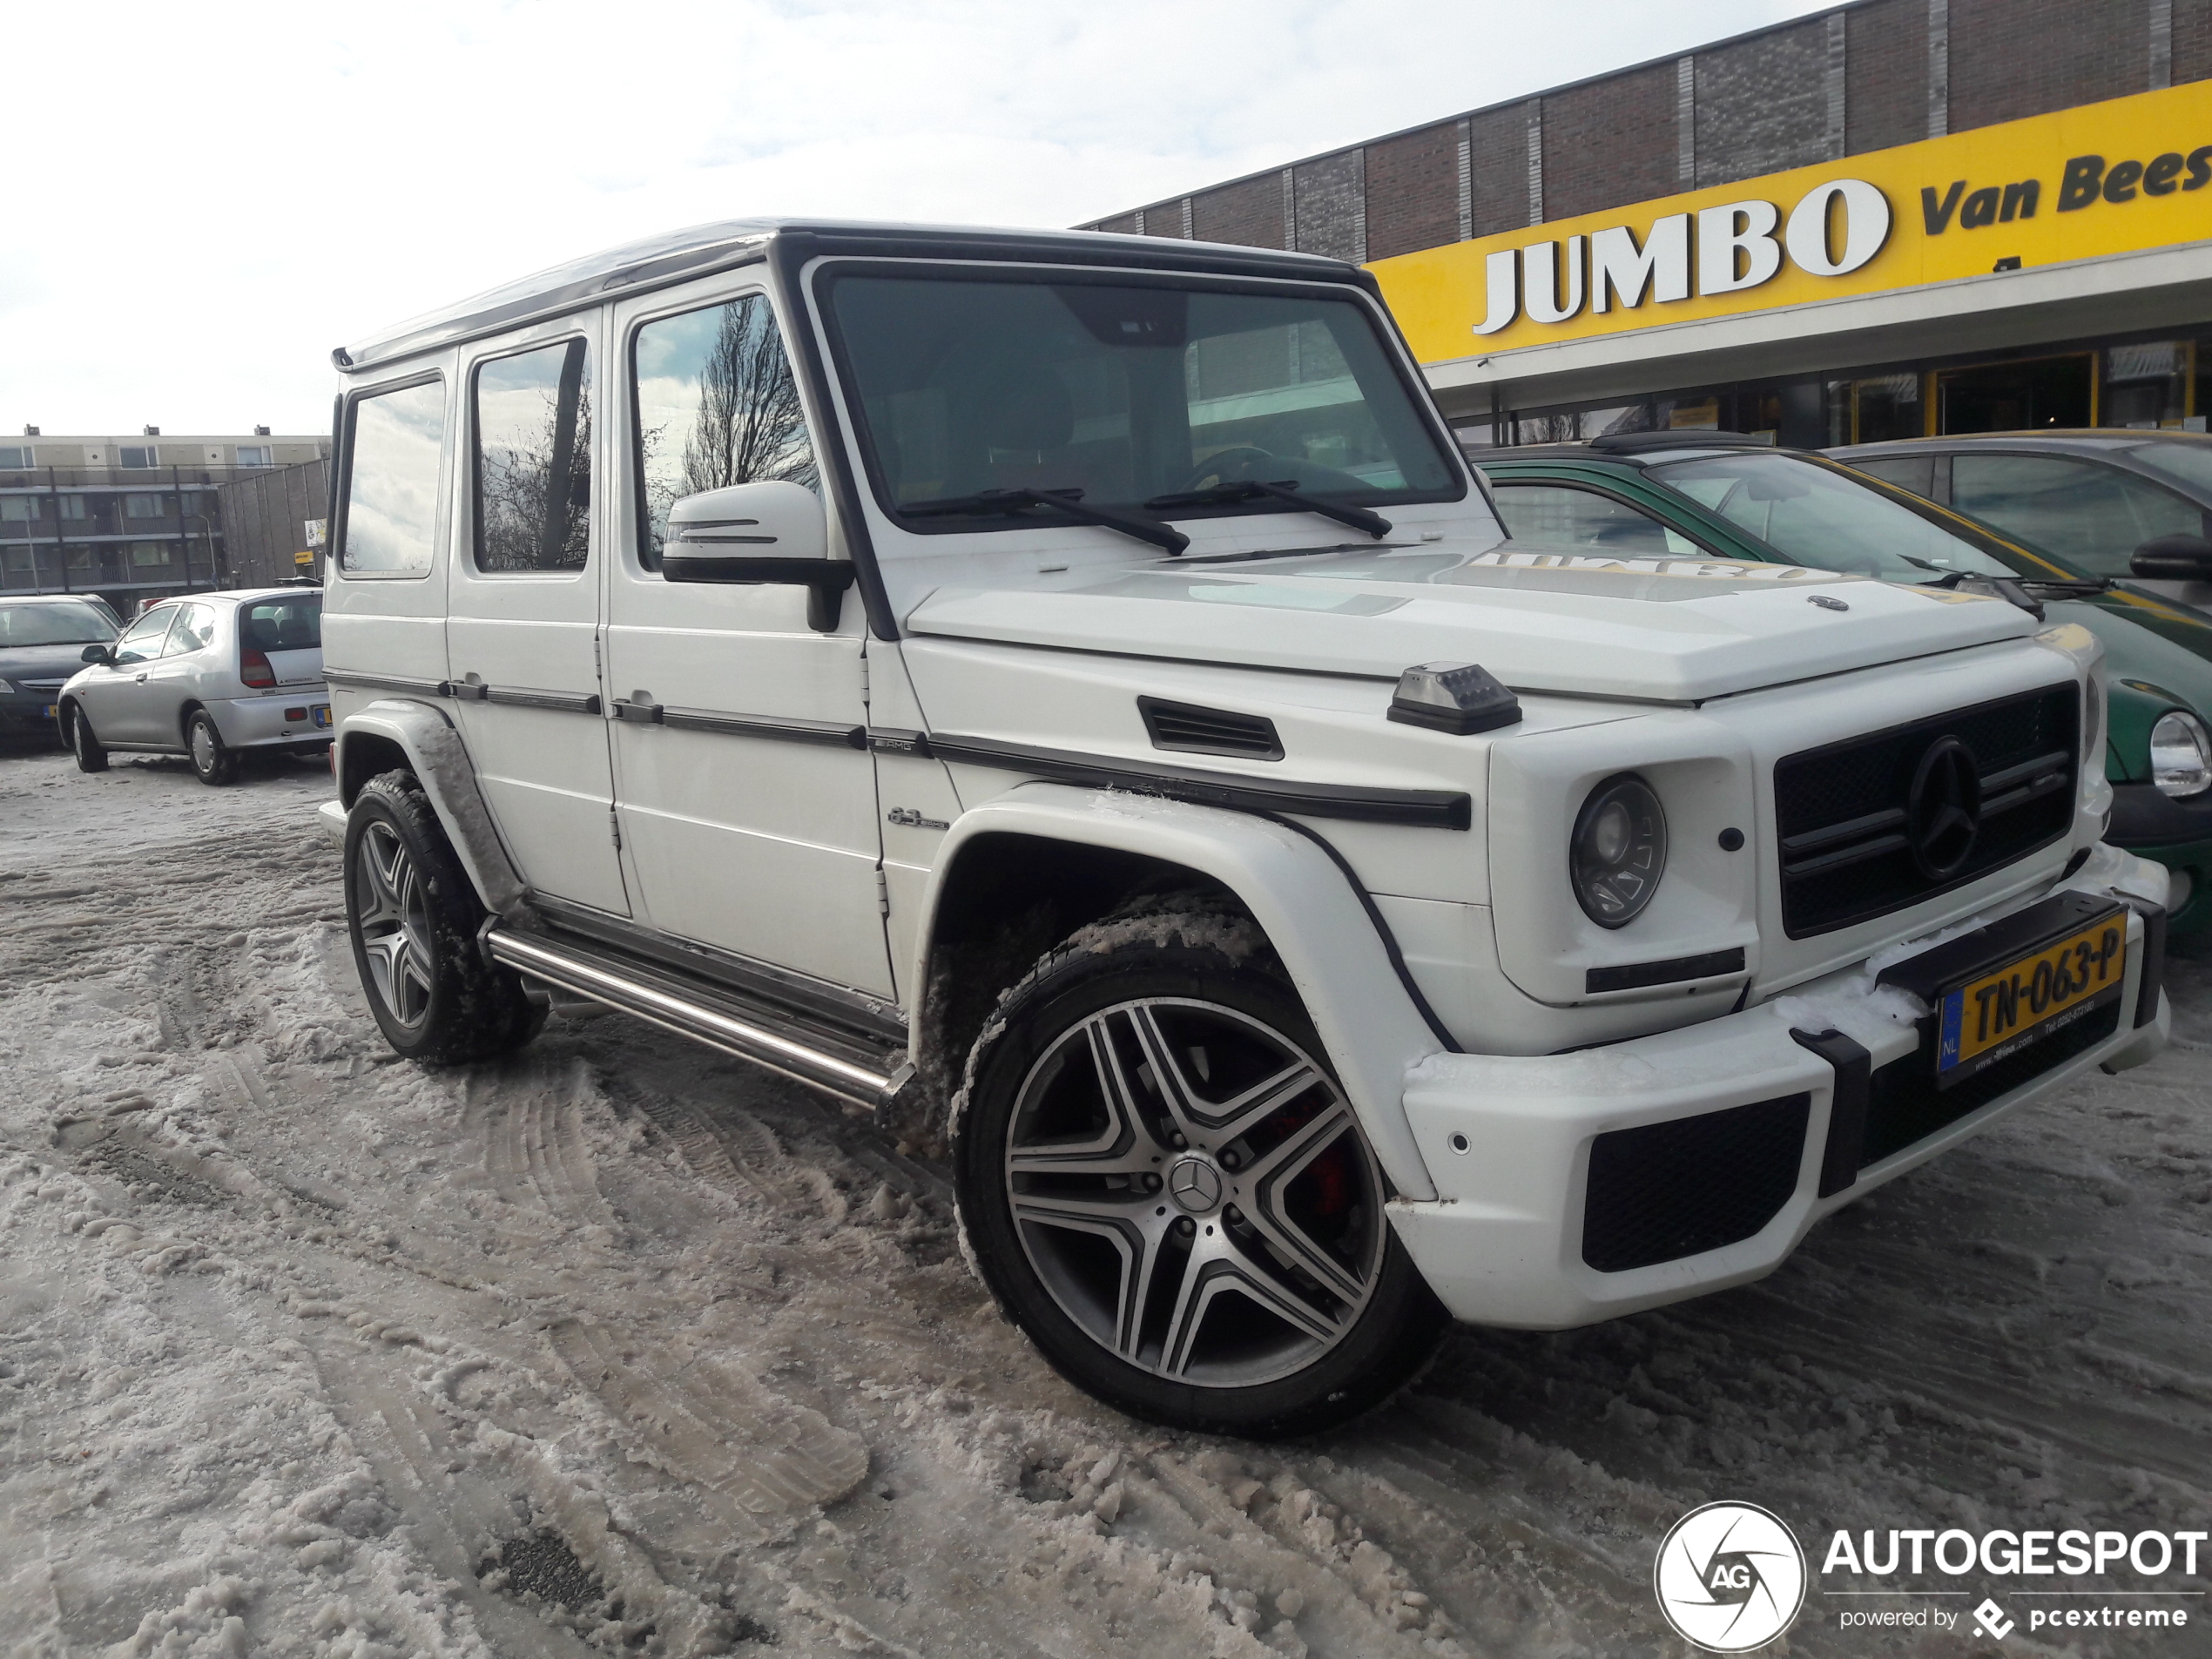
[343,769,544,1064]
[952,902,1445,1438]
[186,709,239,786]
[67,705,108,772]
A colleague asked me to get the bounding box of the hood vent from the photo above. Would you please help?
[1139,697,1283,761]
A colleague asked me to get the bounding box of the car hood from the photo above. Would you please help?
[0,644,106,685]
[904,542,2040,703]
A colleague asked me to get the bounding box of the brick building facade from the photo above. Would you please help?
[1082,0,2202,261]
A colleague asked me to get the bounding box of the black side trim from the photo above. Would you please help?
[482,685,602,715]
[529,894,907,1047]
[868,728,934,758]
[1585,948,1746,995]
[928,733,1471,830]
[2124,898,2168,1028]
[1790,1028,1872,1197]
[658,706,867,747]
[325,669,451,698]
[1256,813,1460,1051]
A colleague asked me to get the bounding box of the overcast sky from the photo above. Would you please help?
[3,0,1835,438]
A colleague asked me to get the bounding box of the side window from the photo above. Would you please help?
[339,377,446,576]
[1492,483,1696,555]
[474,336,591,572]
[1846,455,1935,499]
[168,604,218,654]
[113,607,176,665]
[631,294,818,570]
[1952,454,2202,575]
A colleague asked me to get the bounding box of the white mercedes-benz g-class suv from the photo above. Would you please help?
[317,219,2170,1437]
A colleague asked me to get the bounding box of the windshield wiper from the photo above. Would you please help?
[1923,570,2046,620]
[900,487,1188,556]
[1143,478,1393,540]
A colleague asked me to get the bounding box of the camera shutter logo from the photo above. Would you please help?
[1653,1502,1807,1651]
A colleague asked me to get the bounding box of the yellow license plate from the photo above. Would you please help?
[1936,910,2128,1083]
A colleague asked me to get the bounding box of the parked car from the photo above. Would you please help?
[59,587,329,784]
[1483,435,2212,934]
[0,596,120,742]
[1831,430,2212,611]
[319,219,2167,1438]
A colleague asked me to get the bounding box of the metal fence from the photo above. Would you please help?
[216,458,331,590]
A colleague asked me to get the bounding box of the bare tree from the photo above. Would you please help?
[480,341,590,572]
[680,299,818,499]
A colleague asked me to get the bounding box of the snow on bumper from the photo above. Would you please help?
[316,799,348,846]
[1387,848,2172,1331]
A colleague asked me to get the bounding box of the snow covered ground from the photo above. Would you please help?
[1,741,2207,1658]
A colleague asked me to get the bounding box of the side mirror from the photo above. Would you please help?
[662,480,853,632]
[81,644,113,665]
[2130,533,2212,581]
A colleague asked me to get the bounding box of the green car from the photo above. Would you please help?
[1480,433,2212,934]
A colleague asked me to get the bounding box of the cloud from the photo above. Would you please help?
[1,0,1833,434]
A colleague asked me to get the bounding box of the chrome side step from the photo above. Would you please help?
[483,925,914,1113]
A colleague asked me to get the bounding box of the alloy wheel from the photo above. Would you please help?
[354,820,435,1031]
[1003,996,1384,1387]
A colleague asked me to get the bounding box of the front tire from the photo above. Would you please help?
[952,904,1444,1438]
[343,769,544,1064]
[186,709,239,786]
[67,705,108,772]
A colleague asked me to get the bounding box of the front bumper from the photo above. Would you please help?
[0,692,65,734]
[1387,846,2172,1330]
[207,688,332,752]
[2108,780,2212,933]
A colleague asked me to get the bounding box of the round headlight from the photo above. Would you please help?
[2150,709,2212,799]
[1571,773,1668,928]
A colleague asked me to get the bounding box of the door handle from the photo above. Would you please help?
[134,672,148,683]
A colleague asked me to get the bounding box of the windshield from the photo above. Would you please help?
[2119,439,2212,499]
[0,600,118,647]
[1652,451,2016,582]
[822,273,1461,542]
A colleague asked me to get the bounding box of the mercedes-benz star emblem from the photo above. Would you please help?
[1905,734,1982,880]
[1166,1156,1224,1215]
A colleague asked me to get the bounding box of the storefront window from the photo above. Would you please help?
[1937,354,2091,433]
[2102,342,2191,429]
[1852,374,1923,443]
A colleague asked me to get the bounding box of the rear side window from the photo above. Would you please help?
[631,294,818,569]
[1846,454,1935,499]
[474,336,591,572]
[340,377,446,575]
[240,597,322,652]
[1493,482,1697,555]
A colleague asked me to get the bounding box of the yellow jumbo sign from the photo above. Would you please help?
[1373,79,2212,364]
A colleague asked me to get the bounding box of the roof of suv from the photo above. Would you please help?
[1834,429,2212,459]
[336,218,1370,376]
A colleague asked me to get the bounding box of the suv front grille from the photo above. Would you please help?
[1775,685,2077,938]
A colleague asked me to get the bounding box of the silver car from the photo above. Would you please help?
[59,587,329,785]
